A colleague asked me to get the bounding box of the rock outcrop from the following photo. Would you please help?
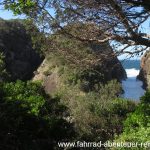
[138,50,150,89]
[33,43,126,94]
[33,57,126,94]
[33,59,60,94]
[0,19,43,81]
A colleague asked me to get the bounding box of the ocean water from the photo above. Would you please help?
[120,60,145,100]
[121,60,140,70]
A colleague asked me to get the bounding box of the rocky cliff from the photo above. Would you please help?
[33,58,126,94]
[0,19,43,81]
[33,32,126,94]
[0,19,126,93]
[138,50,150,89]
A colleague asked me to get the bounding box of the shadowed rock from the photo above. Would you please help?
[0,19,43,81]
[138,50,150,89]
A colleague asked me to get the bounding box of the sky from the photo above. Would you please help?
[118,18,150,60]
[0,6,149,60]
[0,6,25,19]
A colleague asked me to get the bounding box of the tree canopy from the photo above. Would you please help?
[1,0,150,56]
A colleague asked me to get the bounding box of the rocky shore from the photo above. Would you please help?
[138,50,150,89]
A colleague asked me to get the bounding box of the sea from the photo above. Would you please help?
[120,60,145,101]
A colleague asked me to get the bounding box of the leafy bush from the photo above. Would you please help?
[113,91,150,150]
[0,80,75,150]
[56,80,136,143]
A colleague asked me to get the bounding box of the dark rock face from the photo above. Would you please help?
[102,56,127,82]
[138,50,150,89]
[0,19,43,81]
[90,42,127,82]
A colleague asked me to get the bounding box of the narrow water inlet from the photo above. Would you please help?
[121,68,145,100]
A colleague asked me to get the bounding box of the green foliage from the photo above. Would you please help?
[0,52,8,80]
[0,2,141,148]
[39,52,133,143]
[44,52,120,94]
[0,80,75,150]
[79,68,104,92]
[4,0,36,15]
[1,80,45,115]
[113,91,150,149]
[56,80,136,142]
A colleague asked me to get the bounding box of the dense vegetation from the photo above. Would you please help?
[0,11,149,150]
[0,21,137,149]
[114,91,150,149]
[0,80,75,150]
[0,80,137,149]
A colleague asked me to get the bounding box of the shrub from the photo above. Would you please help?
[56,80,136,143]
[0,80,75,150]
[113,91,150,150]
